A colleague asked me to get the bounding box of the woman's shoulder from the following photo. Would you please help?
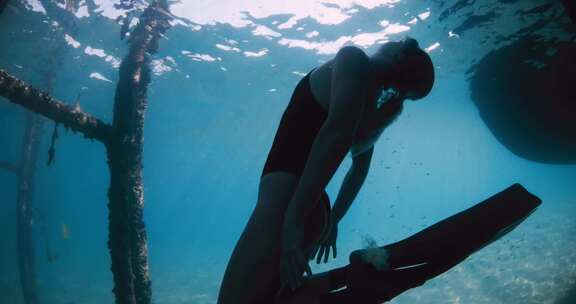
[309,61,333,109]
[335,45,370,63]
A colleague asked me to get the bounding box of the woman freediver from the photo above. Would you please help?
[217,37,435,304]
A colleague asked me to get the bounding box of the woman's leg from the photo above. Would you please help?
[217,172,299,304]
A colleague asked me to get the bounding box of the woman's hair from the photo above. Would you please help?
[399,42,435,99]
[353,97,404,151]
[375,38,435,100]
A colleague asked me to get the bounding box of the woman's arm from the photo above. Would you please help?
[311,147,373,263]
[332,147,373,224]
[283,46,371,228]
[280,46,370,290]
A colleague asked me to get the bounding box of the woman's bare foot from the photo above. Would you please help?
[350,247,390,271]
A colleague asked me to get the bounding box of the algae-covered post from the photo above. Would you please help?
[1,37,59,304]
[15,114,43,304]
[0,1,172,303]
[107,1,171,303]
[0,113,44,304]
[0,115,44,304]
[15,19,75,303]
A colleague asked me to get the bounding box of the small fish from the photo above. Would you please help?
[45,238,58,263]
[61,223,70,239]
[46,247,58,263]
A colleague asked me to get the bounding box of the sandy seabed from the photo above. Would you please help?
[3,202,574,304]
[147,202,575,304]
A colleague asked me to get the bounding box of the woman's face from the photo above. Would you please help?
[372,37,423,100]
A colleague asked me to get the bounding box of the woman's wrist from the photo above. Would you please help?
[282,218,305,252]
[329,211,341,225]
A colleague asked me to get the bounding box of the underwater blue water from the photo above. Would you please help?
[0,1,575,303]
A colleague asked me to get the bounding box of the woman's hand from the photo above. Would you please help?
[280,223,312,291]
[311,218,338,264]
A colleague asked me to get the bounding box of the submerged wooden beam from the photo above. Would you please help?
[0,70,113,143]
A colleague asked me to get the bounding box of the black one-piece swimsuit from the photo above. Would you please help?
[262,69,328,178]
[261,69,331,217]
